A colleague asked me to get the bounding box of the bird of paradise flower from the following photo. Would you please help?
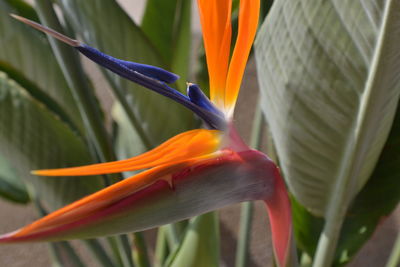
[1,1,293,266]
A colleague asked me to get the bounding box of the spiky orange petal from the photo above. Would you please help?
[198,0,232,109]
[33,129,221,176]
[225,0,260,115]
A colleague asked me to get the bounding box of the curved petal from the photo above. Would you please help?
[225,0,260,115]
[33,129,221,176]
[0,150,277,243]
[198,0,232,109]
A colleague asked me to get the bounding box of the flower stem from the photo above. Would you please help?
[235,104,264,267]
[235,202,254,267]
[85,239,117,267]
[48,241,86,267]
[154,227,169,267]
[132,232,151,267]
[107,235,134,267]
[386,231,400,267]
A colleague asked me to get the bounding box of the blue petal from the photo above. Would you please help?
[187,84,223,116]
[76,45,226,130]
[76,44,187,100]
[76,45,180,84]
[118,60,179,84]
[9,15,226,128]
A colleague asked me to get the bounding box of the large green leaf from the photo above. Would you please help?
[57,0,196,148]
[0,71,103,210]
[255,0,400,216]
[293,100,400,266]
[255,0,400,264]
[0,0,83,133]
[0,153,29,204]
[3,0,39,21]
[142,0,192,90]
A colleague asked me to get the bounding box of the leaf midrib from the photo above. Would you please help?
[325,0,399,219]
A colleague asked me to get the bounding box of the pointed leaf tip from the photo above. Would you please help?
[10,14,80,47]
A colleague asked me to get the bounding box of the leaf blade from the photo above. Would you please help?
[255,0,400,217]
[0,0,83,132]
[255,0,400,264]
[57,0,196,148]
[0,71,103,210]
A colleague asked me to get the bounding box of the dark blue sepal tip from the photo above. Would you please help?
[187,83,223,116]
[77,44,179,84]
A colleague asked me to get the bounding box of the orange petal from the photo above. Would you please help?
[198,0,232,109]
[225,0,260,114]
[32,129,221,176]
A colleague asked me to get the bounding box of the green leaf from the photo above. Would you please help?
[57,0,196,147]
[142,0,192,90]
[256,0,400,216]
[170,0,192,91]
[0,0,83,133]
[167,213,220,267]
[293,101,400,266]
[141,0,178,63]
[386,231,400,267]
[0,153,29,204]
[0,71,103,210]
[255,0,400,264]
[47,241,86,267]
[141,0,191,82]
[3,0,39,21]
[112,103,146,169]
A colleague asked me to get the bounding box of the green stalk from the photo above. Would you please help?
[119,235,135,267]
[33,199,86,267]
[154,227,169,267]
[386,231,400,267]
[34,0,115,164]
[235,104,264,267]
[33,1,136,266]
[105,77,153,150]
[84,239,117,267]
[165,224,180,249]
[48,241,86,267]
[235,202,254,267]
[153,215,187,265]
[106,235,134,267]
[132,232,151,267]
